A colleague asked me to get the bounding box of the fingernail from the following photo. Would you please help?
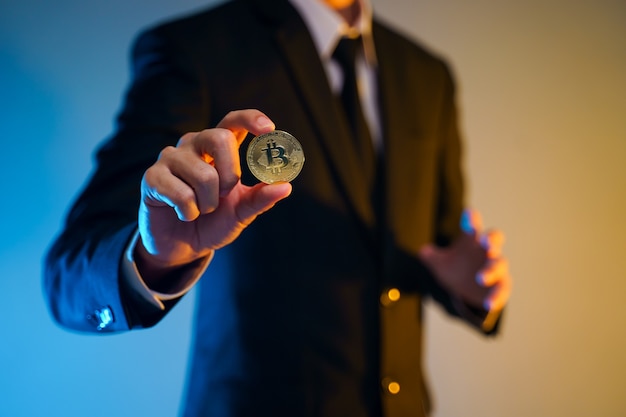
[483,299,492,311]
[475,272,484,285]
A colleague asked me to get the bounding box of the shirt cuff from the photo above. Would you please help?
[121,230,213,310]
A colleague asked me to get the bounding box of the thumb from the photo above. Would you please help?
[235,182,292,225]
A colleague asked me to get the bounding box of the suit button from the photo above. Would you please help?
[380,288,401,307]
[87,306,114,331]
[382,378,401,395]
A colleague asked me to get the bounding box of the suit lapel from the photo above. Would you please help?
[374,23,426,248]
[249,0,377,227]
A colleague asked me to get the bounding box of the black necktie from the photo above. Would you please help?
[333,37,376,187]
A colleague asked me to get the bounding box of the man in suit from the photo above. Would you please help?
[44,0,512,416]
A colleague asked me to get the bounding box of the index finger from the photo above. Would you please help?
[194,110,277,196]
[216,109,276,144]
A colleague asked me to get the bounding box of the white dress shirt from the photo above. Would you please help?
[289,0,382,150]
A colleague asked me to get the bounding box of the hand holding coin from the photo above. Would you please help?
[135,110,293,284]
[246,130,305,184]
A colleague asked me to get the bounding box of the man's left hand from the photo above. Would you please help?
[418,209,512,313]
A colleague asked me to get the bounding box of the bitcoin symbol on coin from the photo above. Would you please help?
[246,130,305,184]
[262,139,289,174]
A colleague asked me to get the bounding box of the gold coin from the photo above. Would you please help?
[246,130,305,184]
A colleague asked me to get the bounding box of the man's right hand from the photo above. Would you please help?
[134,109,292,286]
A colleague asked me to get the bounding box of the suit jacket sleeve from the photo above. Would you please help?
[430,65,503,334]
[43,24,211,333]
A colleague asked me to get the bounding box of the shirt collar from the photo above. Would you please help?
[288,0,377,66]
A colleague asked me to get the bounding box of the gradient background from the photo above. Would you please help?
[1,0,625,416]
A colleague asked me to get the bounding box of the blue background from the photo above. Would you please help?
[0,1,220,416]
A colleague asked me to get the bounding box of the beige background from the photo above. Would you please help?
[372,1,626,416]
[0,0,624,416]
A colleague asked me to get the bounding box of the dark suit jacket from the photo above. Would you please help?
[45,0,489,416]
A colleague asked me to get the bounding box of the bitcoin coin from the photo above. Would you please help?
[246,130,305,184]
